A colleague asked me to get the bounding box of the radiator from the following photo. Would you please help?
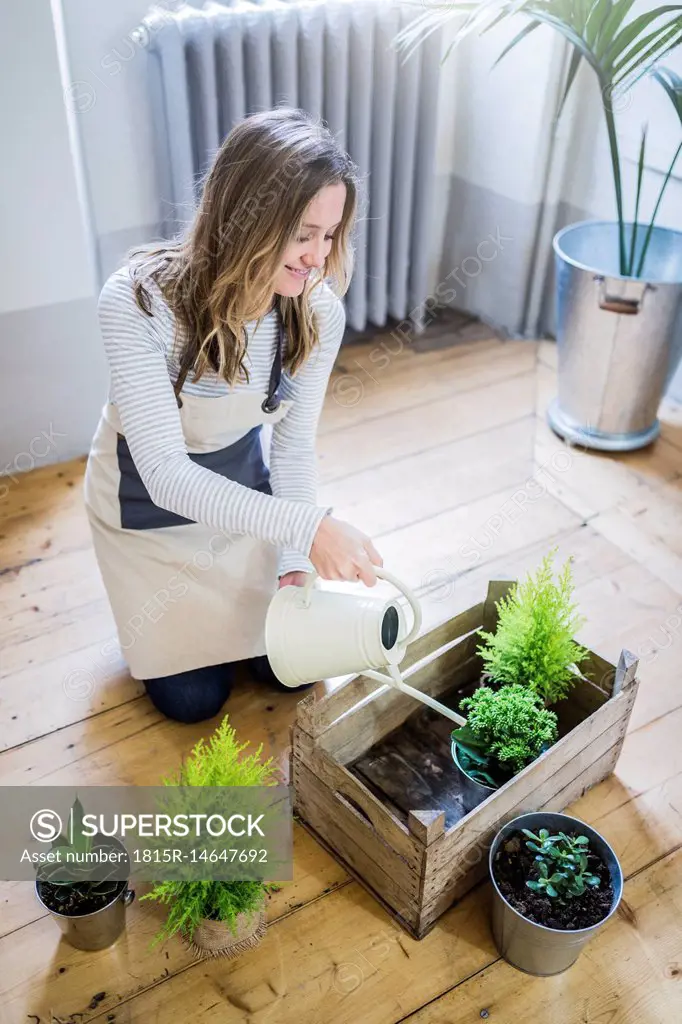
[143,0,442,333]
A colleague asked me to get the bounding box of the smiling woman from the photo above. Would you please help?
[83,107,384,724]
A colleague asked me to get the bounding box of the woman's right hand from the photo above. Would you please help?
[309,514,383,587]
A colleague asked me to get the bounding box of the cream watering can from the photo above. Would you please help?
[265,567,466,726]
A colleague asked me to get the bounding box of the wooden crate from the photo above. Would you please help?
[291,581,640,939]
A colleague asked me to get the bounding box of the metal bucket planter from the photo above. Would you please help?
[35,836,134,951]
[489,811,623,976]
[451,740,498,813]
[36,882,135,951]
[186,910,267,959]
[549,220,682,451]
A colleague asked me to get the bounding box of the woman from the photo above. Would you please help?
[85,107,382,724]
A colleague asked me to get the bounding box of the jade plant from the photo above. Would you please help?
[452,684,558,787]
[476,550,590,706]
[522,828,601,901]
[140,716,279,946]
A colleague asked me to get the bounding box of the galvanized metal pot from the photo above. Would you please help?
[35,836,134,951]
[489,811,623,976]
[36,879,135,951]
[452,740,498,813]
[549,220,682,451]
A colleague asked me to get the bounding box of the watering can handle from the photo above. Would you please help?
[300,566,422,645]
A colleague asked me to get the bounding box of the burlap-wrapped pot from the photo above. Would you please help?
[186,910,267,959]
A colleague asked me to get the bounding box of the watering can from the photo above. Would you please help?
[265,567,466,726]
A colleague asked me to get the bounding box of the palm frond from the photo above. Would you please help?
[596,0,638,58]
[635,67,682,275]
[611,18,682,89]
[394,0,682,277]
[603,5,682,67]
[627,126,647,275]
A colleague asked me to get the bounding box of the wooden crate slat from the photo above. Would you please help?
[293,759,421,920]
[292,725,423,871]
[322,633,481,764]
[480,579,516,633]
[295,601,485,737]
[613,648,639,696]
[295,784,422,936]
[408,810,446,845]
[580,649,620,694]
[556,677,612,731]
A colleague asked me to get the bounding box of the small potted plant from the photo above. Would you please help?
[451,685,558,812]
[489,811,623,975]
[35,797,135,951]
[140,716,278,958]
[476,549,591,707]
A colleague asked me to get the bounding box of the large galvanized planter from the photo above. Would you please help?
[489,811,623,975]
[549,220,682,452]
[291,581,639,939]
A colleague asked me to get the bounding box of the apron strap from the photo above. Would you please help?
[173,299,286,411]
[261,302,285,414]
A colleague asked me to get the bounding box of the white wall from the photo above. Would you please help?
[0,1,95,314]
[60,0,168,245]
[0,0,107,469]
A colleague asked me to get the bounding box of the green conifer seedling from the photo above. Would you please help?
[476,549,590,705]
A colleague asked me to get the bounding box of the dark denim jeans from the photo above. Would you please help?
[143,656,313,724]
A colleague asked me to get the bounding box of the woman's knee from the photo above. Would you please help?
[143,664,233,724]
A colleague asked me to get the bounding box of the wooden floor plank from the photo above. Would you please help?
[0,546,103,623]
[11,736,678,1024]
[2,338,682,1024]
[0,673,339,937]
[321,339,536,436]
[0,456,86,517]
[318,373,536,483]
[0,826,350,1024]
[376,484,582,594]
[534,415,682,520]
[405,848,682,1024]
[321,418,534,539]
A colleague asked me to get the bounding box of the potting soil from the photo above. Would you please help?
[492,832,614,929]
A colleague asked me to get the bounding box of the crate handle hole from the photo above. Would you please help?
[334,790,374,829]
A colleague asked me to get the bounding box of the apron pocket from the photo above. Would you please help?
[117,428,271,530]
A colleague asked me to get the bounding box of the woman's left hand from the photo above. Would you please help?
[278,571,310,589]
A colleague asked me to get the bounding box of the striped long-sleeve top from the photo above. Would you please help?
[96,266,345,576]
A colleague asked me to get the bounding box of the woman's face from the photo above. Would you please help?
[273,182,347,297]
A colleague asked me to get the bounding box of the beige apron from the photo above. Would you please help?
[84,333,293,680]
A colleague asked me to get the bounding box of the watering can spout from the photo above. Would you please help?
[265,567,467,727]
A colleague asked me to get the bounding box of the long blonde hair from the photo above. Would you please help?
[129,107,359,393]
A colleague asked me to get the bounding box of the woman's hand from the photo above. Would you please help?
[309,515,383,587]
[278,571,309,589]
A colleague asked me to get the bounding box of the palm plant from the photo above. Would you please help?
[397,0,682,277]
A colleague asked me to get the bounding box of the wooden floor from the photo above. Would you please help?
[2,328,682,1023]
